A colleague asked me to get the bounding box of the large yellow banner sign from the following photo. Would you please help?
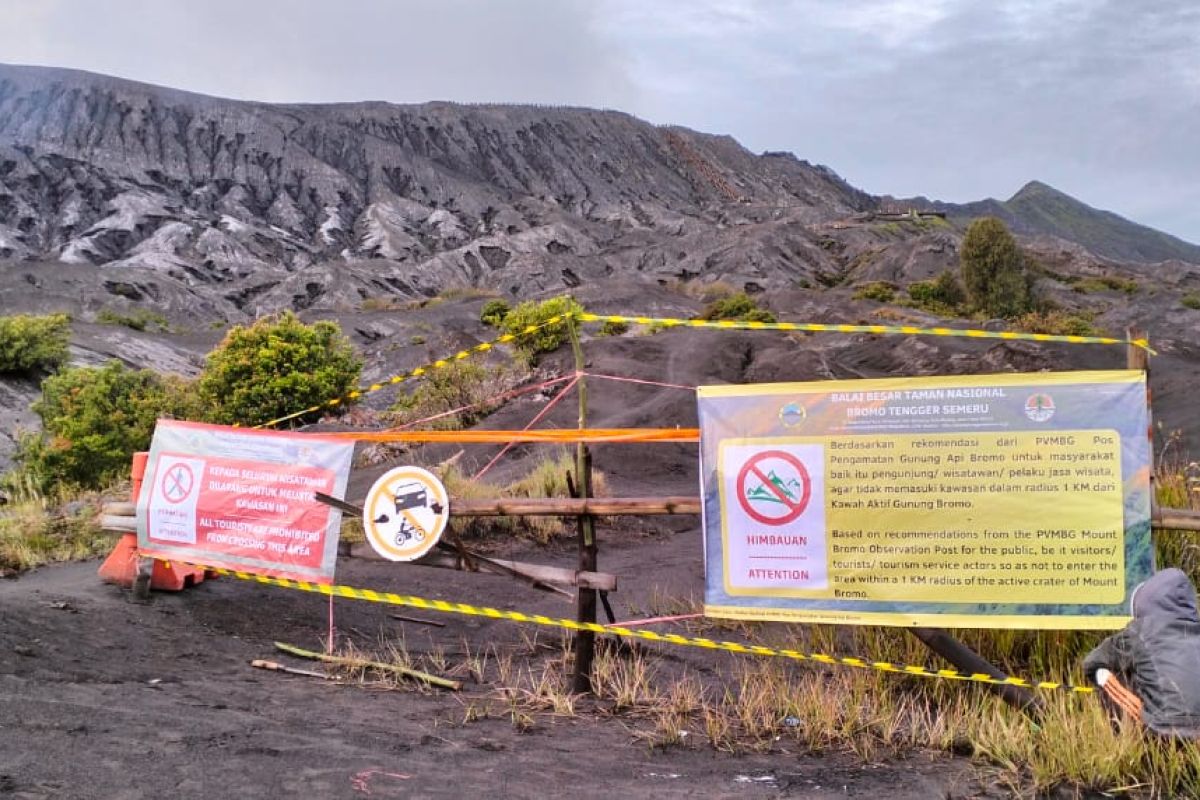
[698,371,1151,629]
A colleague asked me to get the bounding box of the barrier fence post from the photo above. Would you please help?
[572,448,598,693]
[567,314,598,693]
[908,628,1042,714]
[1127,327,1159,532]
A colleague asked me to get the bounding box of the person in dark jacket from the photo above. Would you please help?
[1083,567,1200,737]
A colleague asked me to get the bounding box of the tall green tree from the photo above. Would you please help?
[198,312,362,426]
[960,217,1032,317]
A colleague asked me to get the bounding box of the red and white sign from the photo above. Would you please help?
[137,421,355,584]
[736,450,812,525]
[147,455,206,544]
[719,443,828,591]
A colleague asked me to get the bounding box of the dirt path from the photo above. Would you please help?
[0,530,983,799]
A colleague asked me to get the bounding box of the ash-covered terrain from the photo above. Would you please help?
[1,62,1199,468]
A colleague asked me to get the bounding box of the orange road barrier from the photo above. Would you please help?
[98,451,209,594]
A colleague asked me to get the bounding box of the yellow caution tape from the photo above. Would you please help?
[257,308,1151,430]
[255,314,572,429]
[576,313,1153,353]
[200,564,1094,695]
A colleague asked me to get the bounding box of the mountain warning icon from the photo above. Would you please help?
[735,450,813,525]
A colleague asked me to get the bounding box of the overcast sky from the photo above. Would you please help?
[4,0,1198,241]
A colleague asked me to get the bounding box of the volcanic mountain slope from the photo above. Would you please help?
[0,63,879,324]
[911,181,1200,265]
[1,63,1199,470]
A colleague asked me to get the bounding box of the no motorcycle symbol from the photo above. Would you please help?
[736,450,812,525]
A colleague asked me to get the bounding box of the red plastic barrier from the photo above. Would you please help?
[98,451,208,592]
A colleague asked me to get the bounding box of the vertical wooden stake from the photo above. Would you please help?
[1128,326,1160,543]
[567,314,598,693]
[572,449,598,694]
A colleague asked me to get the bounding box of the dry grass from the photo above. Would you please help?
[316,579,1200,799]
[439,448,609,544]
[664,278,739,303]
[0,483,111,572]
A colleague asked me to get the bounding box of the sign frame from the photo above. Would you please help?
[136,420,355,584]
[698,370,1153,630]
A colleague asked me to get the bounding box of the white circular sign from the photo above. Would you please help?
[362,466,449,562]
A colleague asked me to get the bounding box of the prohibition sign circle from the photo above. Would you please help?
[736,450,811,525]
[362,466,449,562]
[161,463,195,505]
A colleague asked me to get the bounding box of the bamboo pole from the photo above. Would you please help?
[567,313,599,693]
[273,641,461,690]
[571,451,598,694]
[1128,326,1161,549]
[351,546,618,591]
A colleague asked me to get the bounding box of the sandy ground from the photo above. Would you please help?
[0,524,990,800]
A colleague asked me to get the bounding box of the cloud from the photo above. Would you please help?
[596,0,1200,241]
[0,0,1195,240]
[0,0,639,108]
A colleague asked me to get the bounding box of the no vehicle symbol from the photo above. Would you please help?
[736,450,812,525]
[161,463,195,504]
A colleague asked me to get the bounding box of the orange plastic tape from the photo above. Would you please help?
[321,427,701,444]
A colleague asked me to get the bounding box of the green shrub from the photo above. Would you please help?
[96,308,169,332]
[697,292,776,322]
[1013,310,1102,337]
[480,298,511,327]
[597,320,630,337]
[851,282,896,303]
[907,272,966,314]
[499,295,581,363]
[960,217,1033,318]
[14,362,186,491]
[361,297,403,312]
[0,313,71,374]
[390,360,506,430]
[198,311,362,427]
[1073,275,1139,295]
[1180,292,1200,310]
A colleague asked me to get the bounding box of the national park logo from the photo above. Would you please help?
[778,401,807,428]
[1024,392,1056,422]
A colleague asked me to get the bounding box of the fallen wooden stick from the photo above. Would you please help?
[315,492,575,598]
[274,641,461,691]
[251,659,330,679]
[390,613,446,628]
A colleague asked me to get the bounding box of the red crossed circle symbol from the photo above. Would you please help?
[161,463,195,504]
[736,450,812,525]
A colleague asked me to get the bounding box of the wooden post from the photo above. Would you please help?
[909,628,1042,714]
[1123,326,1152,551]
[567,314,598,693]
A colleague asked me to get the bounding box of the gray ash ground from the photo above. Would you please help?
[0,530,985,800]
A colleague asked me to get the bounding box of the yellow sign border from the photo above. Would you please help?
[698,368,1144,398]
[705,604,1132,630]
